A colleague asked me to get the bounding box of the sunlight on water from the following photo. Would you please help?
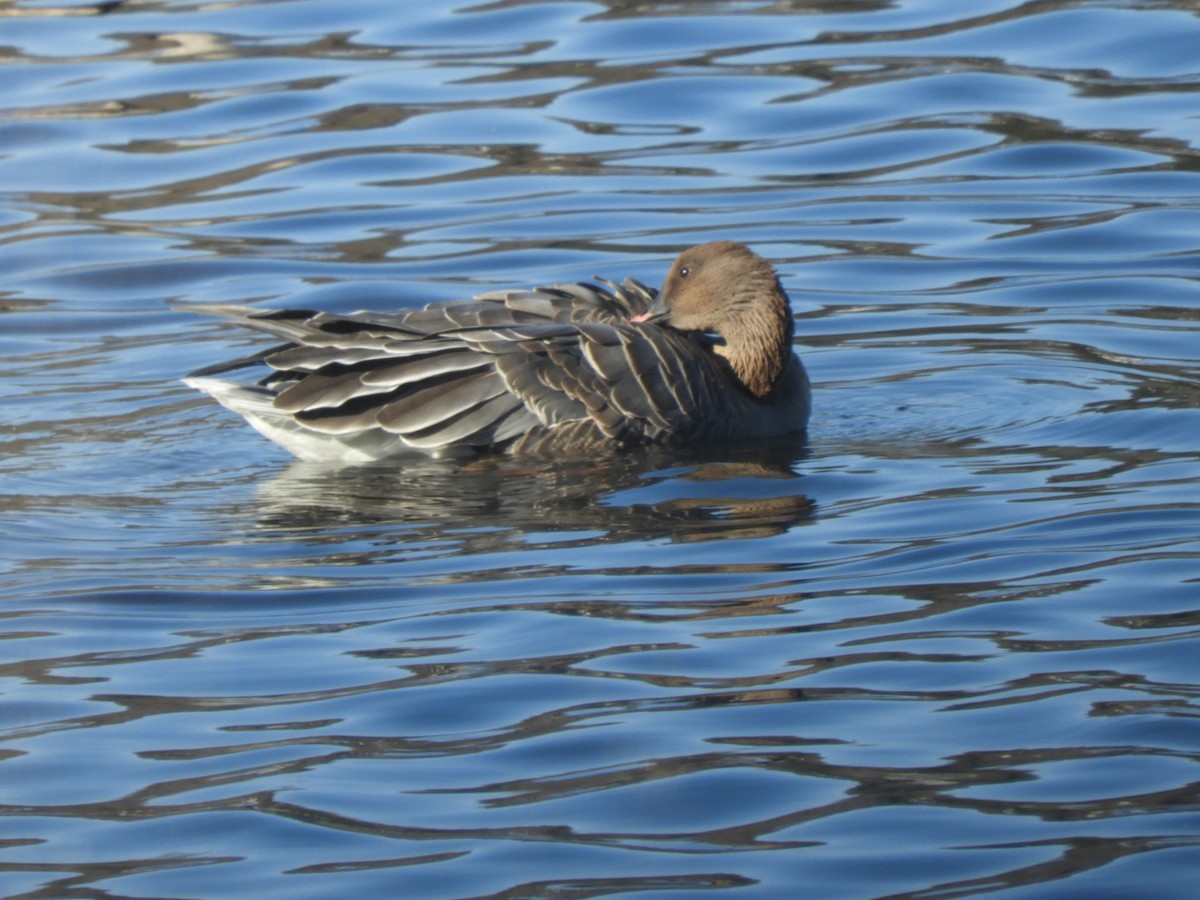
[2,1,1200,898]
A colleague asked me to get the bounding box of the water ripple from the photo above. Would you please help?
[3,1,1200,898]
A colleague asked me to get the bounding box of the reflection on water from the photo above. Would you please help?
[251,447,814,545]
[3,0,1200,898]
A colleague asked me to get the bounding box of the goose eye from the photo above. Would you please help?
[679,266,690,278]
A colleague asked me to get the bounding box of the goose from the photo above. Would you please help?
[184,241,811,463]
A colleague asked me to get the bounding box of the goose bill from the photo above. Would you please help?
[630,293,670,325]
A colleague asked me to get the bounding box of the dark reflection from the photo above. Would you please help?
[243,440,815,548]
[882,835,1200,900]
[455,873,756,899]
[0,854,243,900]
[429,736,1200,831]
[0,0,124,18]
[1087,370,1200,414]
[469,0,896,20]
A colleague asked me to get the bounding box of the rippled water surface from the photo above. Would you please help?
[4,1,1200,897]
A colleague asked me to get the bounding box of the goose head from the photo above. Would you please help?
[634,241,795,400]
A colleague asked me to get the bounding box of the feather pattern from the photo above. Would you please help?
[184,243,811,463]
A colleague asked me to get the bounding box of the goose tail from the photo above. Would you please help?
[183,376,413,463]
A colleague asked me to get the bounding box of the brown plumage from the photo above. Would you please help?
[184,241,811,463]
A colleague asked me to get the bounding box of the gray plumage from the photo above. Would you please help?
[184,242,811,463]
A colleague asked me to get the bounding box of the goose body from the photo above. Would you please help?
[184,242,811,463]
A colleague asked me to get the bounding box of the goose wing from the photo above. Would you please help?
[488,320,727,448]
[185,278,690,456]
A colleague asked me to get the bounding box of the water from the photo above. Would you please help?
[3,1,1200,897]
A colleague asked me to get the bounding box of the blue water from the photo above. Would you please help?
[3,1,1200,898]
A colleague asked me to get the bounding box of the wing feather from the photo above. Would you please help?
[185,275,749,458]
[376,371,509,434]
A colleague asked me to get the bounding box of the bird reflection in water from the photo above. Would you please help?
[244,440,815,552]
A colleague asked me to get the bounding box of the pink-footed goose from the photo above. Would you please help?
[184,241,811,463]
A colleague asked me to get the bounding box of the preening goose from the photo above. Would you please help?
[184,241,811,463]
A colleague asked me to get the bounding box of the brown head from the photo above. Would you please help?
[637,241,795,400]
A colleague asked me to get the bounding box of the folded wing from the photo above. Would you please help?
[184,278,737,461]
